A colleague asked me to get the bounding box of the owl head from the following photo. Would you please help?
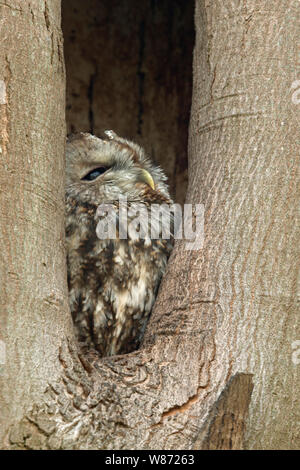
[66,131,171,205]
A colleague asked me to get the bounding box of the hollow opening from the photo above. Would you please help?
[62,0,194,205]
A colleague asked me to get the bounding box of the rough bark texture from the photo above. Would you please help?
[184,0,299,449]
[62,0,194,204]
[0,0,299,451]
[0,0,71,447]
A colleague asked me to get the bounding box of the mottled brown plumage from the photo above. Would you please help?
[66,131,173,356]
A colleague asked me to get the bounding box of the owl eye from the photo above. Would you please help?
[82,167,108,181]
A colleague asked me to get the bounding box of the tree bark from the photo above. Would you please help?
[0,0,71,448]
[0,0,299,450]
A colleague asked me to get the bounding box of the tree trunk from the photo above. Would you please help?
[0,0,71,448]
[0,0,299,450]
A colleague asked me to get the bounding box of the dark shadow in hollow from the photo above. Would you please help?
[62,0,194,205]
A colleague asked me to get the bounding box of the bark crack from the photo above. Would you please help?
[44,1,50,31]
[0,2,22,12]
[161,387,204,419]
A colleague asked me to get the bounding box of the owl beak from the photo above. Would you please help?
[139,169,155,190]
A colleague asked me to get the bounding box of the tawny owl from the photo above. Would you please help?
[66,131,173,357]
